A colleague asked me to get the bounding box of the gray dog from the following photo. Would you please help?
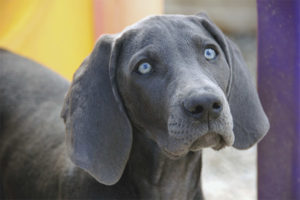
[0,14,269,199]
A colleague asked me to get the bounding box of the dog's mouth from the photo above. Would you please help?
[189,132,228,151]
[162,95,234,159]
[162,115,234,159]
[160,131,234,159]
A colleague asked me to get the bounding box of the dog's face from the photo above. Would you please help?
[116,15,234,158]
[62,14,269,185]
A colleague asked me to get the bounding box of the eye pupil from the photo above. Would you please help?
[204,48,217,60]
[138,62,152,74]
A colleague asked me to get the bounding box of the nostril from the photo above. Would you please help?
[211,101,223,119]
[212,102,221,110]
[191,105,204,114]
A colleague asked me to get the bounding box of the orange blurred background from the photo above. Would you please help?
[0,0,163,80]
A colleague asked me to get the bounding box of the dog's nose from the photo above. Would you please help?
[183,94,223,120]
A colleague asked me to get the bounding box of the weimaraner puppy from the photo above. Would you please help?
[0,14,269,199]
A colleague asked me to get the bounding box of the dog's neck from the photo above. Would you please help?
[125,129,204,200]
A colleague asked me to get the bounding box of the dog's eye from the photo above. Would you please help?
[204,48,217,60]
[137,62,152,74]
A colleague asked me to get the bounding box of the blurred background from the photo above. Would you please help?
[0,0,257,199]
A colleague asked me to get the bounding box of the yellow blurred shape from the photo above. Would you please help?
[0,0,94,80]
[0,0,162,80]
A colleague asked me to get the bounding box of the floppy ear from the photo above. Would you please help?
[61,34,132,185]
[196,13,270,149]
[225,39,269,149]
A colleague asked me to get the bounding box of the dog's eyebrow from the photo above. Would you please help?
[191,34,217,47]
[128,45,160,71]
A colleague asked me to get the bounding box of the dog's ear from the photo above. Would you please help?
[225,39,269,149]
[196,13,269,149]
[223,39,270,149]
[61,34,132,185]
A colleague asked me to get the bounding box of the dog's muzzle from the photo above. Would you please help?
[166,89,234,157]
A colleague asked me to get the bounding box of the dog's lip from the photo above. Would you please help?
[212,138,226,150]
[190,132,231,151]
[189,133,218,151]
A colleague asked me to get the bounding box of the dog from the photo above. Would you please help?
[0,13,269,199]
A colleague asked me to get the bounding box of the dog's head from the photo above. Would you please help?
[61,14,269,186]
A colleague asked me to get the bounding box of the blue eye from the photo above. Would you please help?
[137,62,152,74]
[204,48,217,60]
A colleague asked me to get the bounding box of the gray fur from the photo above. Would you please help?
[0,14,269,199]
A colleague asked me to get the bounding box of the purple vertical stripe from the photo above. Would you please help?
[295,1,300,199]
[257,0,300,199]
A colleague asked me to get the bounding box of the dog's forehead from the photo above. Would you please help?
[118,15,208,48]
[135,15,201,31]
